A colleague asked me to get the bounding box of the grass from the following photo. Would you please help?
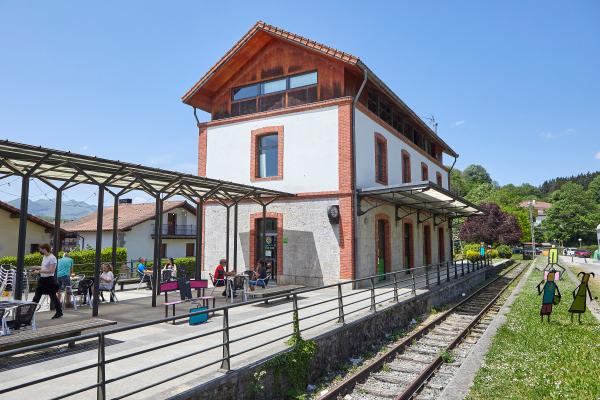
[511,253,524,261]
[440,349,455,363]
[465,263,600,400]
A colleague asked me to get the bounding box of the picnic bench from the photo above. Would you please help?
[251,285,305,304]
[0,318,117,352]
[118,278,139,291]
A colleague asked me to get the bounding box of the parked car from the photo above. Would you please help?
[574,249,592,258]
[512,247,523,254]
[563,247,577,256]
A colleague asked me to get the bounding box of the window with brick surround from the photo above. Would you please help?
[421,162,429,182]
[374,133,388,185]
[251,126,284,181]
[436,172,443,186]
[402,150,411,183]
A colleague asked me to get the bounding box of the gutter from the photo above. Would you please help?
[351,66,368,288]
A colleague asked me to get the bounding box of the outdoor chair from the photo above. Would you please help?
[209,273,225,296]
[6,302,38,333]
[100,276,119,303]
[137,271,153,291]
[256,274,271,288]
[0,308,8,336]
[0,265,15,295]
[162,269,172,282]
[76,278,94,307]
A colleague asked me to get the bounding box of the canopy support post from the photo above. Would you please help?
[14,176,30,300]
[195,199,203,280]
[111,195,119,272]
[152,195,163,307]
[92,185,105,317]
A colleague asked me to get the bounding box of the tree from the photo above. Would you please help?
[465,183,495,205]
[542,182,600,244]
[450,169,468,197]
[459,203,522,245]
[501,205,531,243]
[588,175,600,204]
[462,164,492,191]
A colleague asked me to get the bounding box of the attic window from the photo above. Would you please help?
[231,71,318,117]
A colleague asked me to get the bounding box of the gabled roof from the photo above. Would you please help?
[62,201,196,232]
[182,21,458,157]
[0,200,59,231]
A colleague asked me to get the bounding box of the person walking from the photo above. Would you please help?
[56,251,74,304]
[31,243,63,319]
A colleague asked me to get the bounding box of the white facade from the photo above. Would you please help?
[75,206,197,261]
[355,108,449,190]
[206,106,340,193]
[0,209,53,257]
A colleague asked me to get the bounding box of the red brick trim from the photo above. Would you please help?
[356,102,449,171]
[205,97,353,128]
[401,149,411,184]
[421,162,428,182]
[436,171,443,186]
[198,124,208,177]
[338,103,354,280]
[438,226,445,263]
[374,132,388,185]
[423,223,432,265]
[402,218,414,271]
[375,213,392,275]
[250,126,284,182]
[249,211,284,277]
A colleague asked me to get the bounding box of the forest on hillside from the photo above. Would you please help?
[451,165,600,246]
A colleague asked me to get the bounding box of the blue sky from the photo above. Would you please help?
[1,1,599,203]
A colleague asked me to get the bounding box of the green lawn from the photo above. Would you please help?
[466,261,600,400]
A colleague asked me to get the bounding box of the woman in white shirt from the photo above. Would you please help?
[99,264,115,302]
[31,243,62,319]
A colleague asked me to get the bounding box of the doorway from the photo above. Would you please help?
[438,227,445,262]
[376,219,390,281]
[403,222,413,273]
[255,218,278,280]
[423,225,432,265]
[167,213,177,235]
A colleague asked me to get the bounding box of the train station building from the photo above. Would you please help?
[182,21,481,286]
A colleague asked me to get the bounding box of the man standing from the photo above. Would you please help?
[57,252,74,305]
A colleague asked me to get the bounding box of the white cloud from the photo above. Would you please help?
[452,120,465,127]
[80,145,89,151]
[539,128,576,140]
[594,151,600,160]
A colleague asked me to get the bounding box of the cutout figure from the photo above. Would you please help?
[543,245,565,279]
[537,270,561,323]
[568,272,596,323]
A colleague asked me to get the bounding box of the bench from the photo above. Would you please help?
[0,318,117,352]
[118,278,140,291]
[160,279,208,302]
[250,285,305,304]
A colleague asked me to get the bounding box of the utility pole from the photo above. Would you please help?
[528,200,536,259]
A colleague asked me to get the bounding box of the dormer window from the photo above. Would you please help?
[231,71,318,117]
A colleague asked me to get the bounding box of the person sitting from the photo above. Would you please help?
[213,258,235,296]
[162,257,177,280]
[249,260,268,290]
[99,264,115,302]
[137,257,152,289]
[56,251,74,302]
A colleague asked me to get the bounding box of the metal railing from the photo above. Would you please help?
[150,224,197,236]
[0,256,492,400]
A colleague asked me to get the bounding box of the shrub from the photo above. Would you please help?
[465,250,481,262]
[488,249,499,259]
[496,244,512,259]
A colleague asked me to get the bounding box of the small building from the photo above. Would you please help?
[519,200,551,226]
[182,22,480,286]
[0,200,59,257]
[63,200,198,260]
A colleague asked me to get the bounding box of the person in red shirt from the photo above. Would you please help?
[214,259,235,296]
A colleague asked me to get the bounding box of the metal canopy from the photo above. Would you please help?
[0,140,292,200]
[357,182,483,218]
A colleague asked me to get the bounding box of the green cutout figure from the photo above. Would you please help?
[568,272,596,323]
[537,270,561,323]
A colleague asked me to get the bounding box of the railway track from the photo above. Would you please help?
[318,261,528,400]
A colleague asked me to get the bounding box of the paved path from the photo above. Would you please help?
[0,263,494,400]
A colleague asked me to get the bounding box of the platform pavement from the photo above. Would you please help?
[0,261,501,400]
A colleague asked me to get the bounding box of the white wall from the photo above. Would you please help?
[0,209,53,257]
[206,106,340,193]
[354,108,449,190]
[75,206,197,261]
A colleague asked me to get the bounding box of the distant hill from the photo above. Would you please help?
[539,171,600,196]
[8,198,96,221]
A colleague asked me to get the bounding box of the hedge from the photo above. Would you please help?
[0,248,127,276]
[496,245,512,259]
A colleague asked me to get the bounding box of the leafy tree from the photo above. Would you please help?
[465,183,495,205]
[588,175,600,204]
[450,169,468,196]
[501,205,532,243]
[459,203,522,245]
[541,182,600,244]
[462,164,492,191]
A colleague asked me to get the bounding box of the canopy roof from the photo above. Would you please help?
[0,140,292,201]
[358,182,483,218]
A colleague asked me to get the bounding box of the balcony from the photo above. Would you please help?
[150,224,197,238]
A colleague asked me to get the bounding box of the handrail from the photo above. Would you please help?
[0,255,495,399]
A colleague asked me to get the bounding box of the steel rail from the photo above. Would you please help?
[317,261,525,400]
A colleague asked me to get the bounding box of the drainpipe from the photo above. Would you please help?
[447,155,458,264]
[351,65,368,288]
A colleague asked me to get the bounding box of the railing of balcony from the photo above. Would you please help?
[150,224,196,236]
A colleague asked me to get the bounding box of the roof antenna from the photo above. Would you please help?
[425,115,438,134]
